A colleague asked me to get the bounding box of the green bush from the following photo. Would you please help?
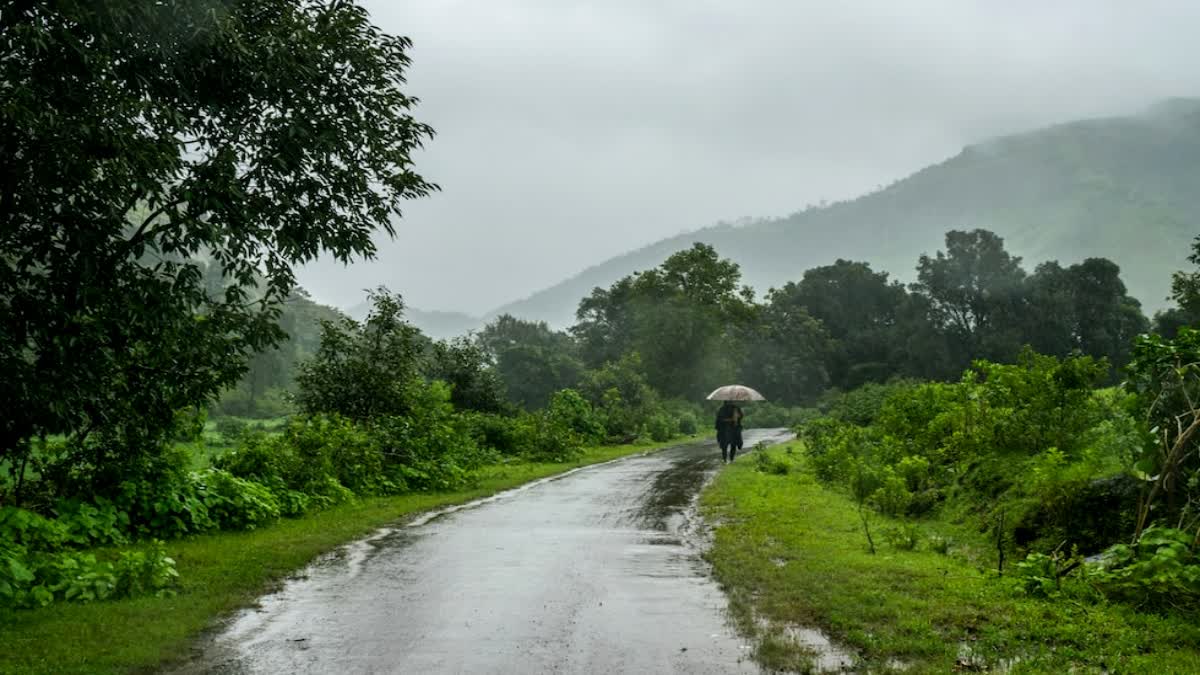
[675,411,698,435]
[545,389,606,443]
[826,380,919,426]
[747,402,821,428]
[217,414,373,507]
[645,413,677,442]
[511,412,584,463]
[1089,527,1200,610]
[1,541,178,609]
[194,469,280,531]
[113,447,215,539]
[882,523,922,551]
[753,449,791,475]
[464,412,524,455]
[0,507,179,609]
[54,498,130,548]
[370,381,495,490]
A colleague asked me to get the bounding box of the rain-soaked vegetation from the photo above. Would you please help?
[3,1,1200,673]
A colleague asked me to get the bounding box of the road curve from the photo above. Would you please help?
[175,428,793,674]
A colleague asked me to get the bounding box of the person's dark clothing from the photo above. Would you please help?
[715,402,744,463]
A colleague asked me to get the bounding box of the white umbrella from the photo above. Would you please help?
[705,384,766,401]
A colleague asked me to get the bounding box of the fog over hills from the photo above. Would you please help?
[484,99,1200,328]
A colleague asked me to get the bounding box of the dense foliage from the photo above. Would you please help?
[0,0,433,503]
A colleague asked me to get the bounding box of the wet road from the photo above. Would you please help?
[177,429,792,675]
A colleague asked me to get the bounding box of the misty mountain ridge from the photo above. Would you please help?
[485,98,1200,327]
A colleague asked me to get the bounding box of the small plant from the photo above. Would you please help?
[1088,527,1200,608]
[928,535,951,555]
[882,523,923,551]
[753,448,790,475]
[1013,544,1083,598]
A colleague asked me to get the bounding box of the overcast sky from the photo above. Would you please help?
[297,0,1200,315]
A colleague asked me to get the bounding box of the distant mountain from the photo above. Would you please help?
[489,98,1200,327]
[345,300,481,340]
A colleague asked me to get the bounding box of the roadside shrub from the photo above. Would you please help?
[111,540,179,599]
[675,411,698,435]
[113,446,214,538]
[1,507,67,548]
[217,414,373,506]
[644,412,677,442]
[749,403,822,428]
[511,412,584,463]
[54,498,130,547]
[465,412,523,455]
[545,389,606,443]
[827,380,918,426]
[1,541,178,609]
[754,449,791,475]
[214,386,294,419]
[194,469,281,530]
[370,382,494,490]
[581,354,660,438]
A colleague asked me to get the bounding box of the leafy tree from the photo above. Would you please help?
[478,315,582,409]
[1024,259,1148,369]
[1125,329,1200,539]
[1172,236,1200,316]
[294,290,426,421]
[1155,236,1200,337]
[573,244,752,398]
[578,353,660,437]
[912,229,1027,365]
[425,336,508,414]
[0,2,434,495]
[738,295,833,404]
[573,276,640,370]
[770,260,943,388]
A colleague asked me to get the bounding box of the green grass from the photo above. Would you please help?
[0,434,700,675]
[702,443,1200,674]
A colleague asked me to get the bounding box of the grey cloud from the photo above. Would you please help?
[298,0,1200,314]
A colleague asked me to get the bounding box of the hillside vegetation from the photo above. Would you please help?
[492,99,1200,326]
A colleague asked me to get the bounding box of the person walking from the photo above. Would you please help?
[714,400,744,463]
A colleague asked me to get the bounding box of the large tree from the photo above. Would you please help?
[737,296,833,404]
[770,260,944,389]
[478,315,583,409]
[573,244,753,399]
[0,1,434,493]
[912,229,1027,365]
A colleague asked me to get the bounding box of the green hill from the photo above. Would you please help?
[489,98,1200,326]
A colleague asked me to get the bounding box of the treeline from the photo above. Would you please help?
[477,229,1151,415]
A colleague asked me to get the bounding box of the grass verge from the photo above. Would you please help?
[701,442,1200,674]
[0,434,700,675]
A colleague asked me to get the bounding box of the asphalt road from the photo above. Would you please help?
[176,428,793,674]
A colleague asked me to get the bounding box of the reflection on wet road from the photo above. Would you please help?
[176,429,793,674]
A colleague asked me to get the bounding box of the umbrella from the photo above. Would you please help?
[706,384,766,401]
